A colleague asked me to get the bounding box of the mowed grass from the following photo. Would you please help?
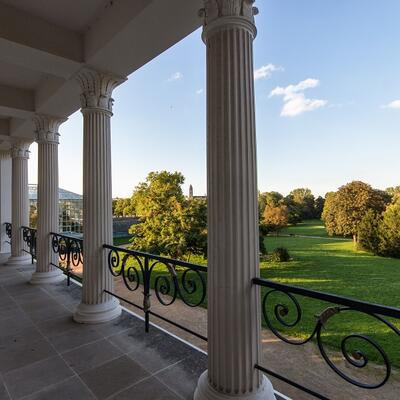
[262,220,400,367]
[281,219,332,237]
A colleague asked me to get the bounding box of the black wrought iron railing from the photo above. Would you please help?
[253,277,400,399]
[50,232,83,285]
[21,226,37,263]
[4,222,12,244]
[103,244,208,341]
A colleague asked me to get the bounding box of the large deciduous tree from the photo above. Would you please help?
[262,204,289,235]
[129,171,207,259]
[322,181,390,242]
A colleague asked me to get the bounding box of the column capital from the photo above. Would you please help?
[199,0,258,40]
[33,114,67,144]
[11,142,31,159]
[0,150,10,160]
[76,68,126,114]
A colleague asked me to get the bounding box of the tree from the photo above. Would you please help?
[314,196,325,219]
[262,204,289,235]
[113,197,134,217]
[357,209,382,254]
[182,198,207,260]
[129,171,207,259]
[287,188,315,220]
[29,204,38,228]
[322,181,390,242]
[378,200,400,258]
[259,191,283,218]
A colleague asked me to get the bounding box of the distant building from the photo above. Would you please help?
[188,184,207,201]
[29,184,83,233]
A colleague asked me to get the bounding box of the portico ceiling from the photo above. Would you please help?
[0,0,202,144]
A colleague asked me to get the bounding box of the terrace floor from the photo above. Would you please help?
[0,256,208,400]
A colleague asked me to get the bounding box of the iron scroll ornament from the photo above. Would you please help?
[106,246,207,308]
[261,288,400,389]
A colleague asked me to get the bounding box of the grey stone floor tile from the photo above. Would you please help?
[110,376,181,400]
[79,355,149,400]
[94,311,143,337]
[0,304,24,320]
[22,376,95,400]
[49,325,103,354]
[3,356,74,399]
[63,338,123,374]
[0,314,33,338]
[23,303,71,323]
[13,291,53,305]
[126,330,195,374]
[107,321,164,354]
[0,325,43,349]
[37,316,84,339]
[155,352,207,400]
[0,380,10,400]
[0,335,57,374]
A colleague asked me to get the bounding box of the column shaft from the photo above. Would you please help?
[195,1,275,399]
[74,69,125,324]
[8,143,31,265]
[0,152,11,254]
[31,115,65,284]
[81,110,113,306]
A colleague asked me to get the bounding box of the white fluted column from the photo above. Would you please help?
[195,2,275,399]
[74,69,126,324]
[0,151,12,255]
[30,115,66,284]
[7,142,31,265]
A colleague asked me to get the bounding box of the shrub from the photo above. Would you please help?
[270,247,290,262]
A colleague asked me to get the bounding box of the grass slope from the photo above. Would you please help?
[262,220,400,368]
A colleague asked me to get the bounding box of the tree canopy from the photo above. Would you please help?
[128,171,207,259]
[322,181,390,241]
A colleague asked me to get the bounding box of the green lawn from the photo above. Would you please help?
[262,220,400,367]
[281,219,334,237]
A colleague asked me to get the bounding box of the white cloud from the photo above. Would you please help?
[168,72,183,82]
[269,78,327,117]
[254,64,283,80]
[382,100,400,109]
[196,89,203,95]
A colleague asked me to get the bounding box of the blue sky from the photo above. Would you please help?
[28,0,400,198]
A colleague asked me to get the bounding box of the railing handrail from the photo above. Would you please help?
[50,231,83,243]
[253,277,400,319]
[103,243,207,273]
[21,225,36,230]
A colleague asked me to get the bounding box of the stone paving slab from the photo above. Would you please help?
[0,258,208,400]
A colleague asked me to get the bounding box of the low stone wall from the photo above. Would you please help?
[112,217,139,237]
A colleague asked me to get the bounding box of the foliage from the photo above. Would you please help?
[182,198,208,260]
[321,181,390,241]
[313,196,325,219]
[29,204,38,228]
[287,188,315,220]
[262,204,289,235]
[113,197,134,217]
[378,200,400,258]
[270,247,290,262]
[259,191,284,217]
[128,171,207,259]
[357,209,382,254]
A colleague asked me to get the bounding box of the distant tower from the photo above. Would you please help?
[189,184,193,200]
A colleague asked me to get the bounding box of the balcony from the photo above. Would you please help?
[0,1,399,399]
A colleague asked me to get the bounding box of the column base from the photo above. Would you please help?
[73,298,121,324]
[30,268,64,285]
[7,254,32,265]
[194,372,276,400]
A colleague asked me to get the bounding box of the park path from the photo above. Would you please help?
[113,278,399,400]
